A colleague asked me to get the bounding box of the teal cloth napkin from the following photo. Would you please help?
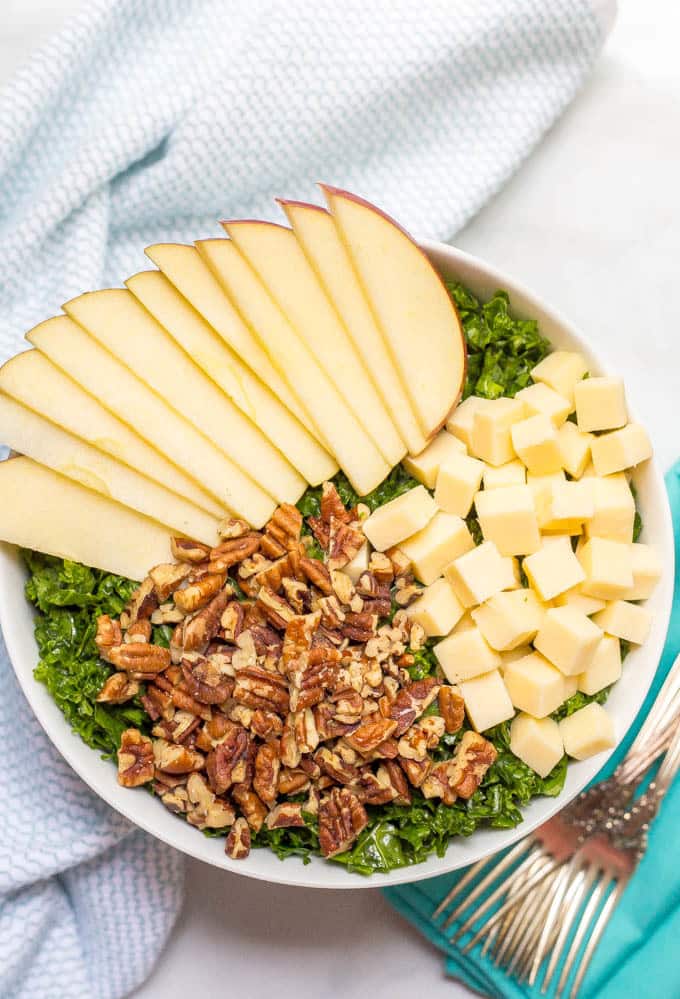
[385,461,680,999]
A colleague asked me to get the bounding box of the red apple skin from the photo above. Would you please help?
[318,184,467,437]
[221,219,291,232]
[277,198,328,216]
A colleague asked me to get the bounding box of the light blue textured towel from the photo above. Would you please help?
[0,2,613,996]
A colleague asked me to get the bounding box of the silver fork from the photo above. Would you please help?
[432,653,680,989]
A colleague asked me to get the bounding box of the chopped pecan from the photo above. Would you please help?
[345,718,398,755]
[117,729,154,787]
[439,686,466,734]
[399,755,431,788]
[277,768,310,795]
[205,725,250,793]
[232,785,267,832]
[220,601,244,642]
[304,784,321,817]
[450,731,497,799]
[321,481,350,524]
[154,675,211,720]
[181,655,233,705]
[385,546,412,577]
[350,767,398,805]
[280,708,318,768]
[421,760,457,805]
[218,517,250,541]
[367,552,394,585]
[315,746,359,785]
[182,589,230,653]
[385,677,441,736]
[253,743,281,806]
[97,672,139,704]
[299,557,333,595]
[225,816,251,859]
[256,586,296,629]
[318,787,368,858]
[108,642,171,677]
[330,569,355,607]
[313,701,359,742]
[328,520,365,572]
[127,619,152,643]
[172,537,212,563]
[127,578,158,623]
[153,738,205,775]
[394,578,421,607]
[158,785,189,814]
[265,801,305,829]
[95,615,122,660]
[149,562,192,601]
[186,773,235,829]
[153,710,200,745]
[174,573,227,614]
[318,595,346,630]
[397,726,429,762]
[342,611,378,642]
[282,578,309,614]
[262,503,303,559]
[281,614,316,674]
[328,688,364,724]
[418,715,446,748]
[140,684,174,722]
[210,534,261,572]
[233,666,289,714]
[250,709,284,740]
[381,760,412,806]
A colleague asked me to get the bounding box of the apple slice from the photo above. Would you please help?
[0,456,173,580]
[280,200,428,456]
[64,289,305,505]
[0,393,219,544]
[217,223,406,467]
[322,185,466,439]
[27,316,277,527]
[126,270,337,486]
[0,350,224,517]
[192,237,391,496]
[145,243,314,436]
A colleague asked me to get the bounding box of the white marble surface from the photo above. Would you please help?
[2,2,679,997]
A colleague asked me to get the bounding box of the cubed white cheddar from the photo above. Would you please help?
[499,646,533,673]
[483,460,526,490]
[516,382,571,427]
[406,578,464,637]
[540,479,594,533]
[592,600,652,646]
[621,543,662,600]
[504,652,572,718]
[523,541,585,601]
[590,423,653,477]
[344,542,369,583]
[554,588,606,617]
[452,611,476,634]
[575,376,627,433]
[458,670,515,732]
[531,351,589,408]
[403,430,467,488]
[559,702,615,760]
[511,414,563,475]
[474,484,540,556]
[578,635,622,695]
[578,537,633,600]
[470,397,526,466]
[444,540,516,608]
[400,512,474,586]
[446,396,495,450]
[585,474,635,543]
[363,485,437,551]
[534,606,603,676]
[471,589,544,651]
[557,421,593,479]
[434,626,502,683]
[527,469,566,526]
[434,452,484,516]
[510,714,564,778]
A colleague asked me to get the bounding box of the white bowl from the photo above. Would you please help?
[0,242,674,889]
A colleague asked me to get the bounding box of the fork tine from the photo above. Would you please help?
[452,847,548,942]
[437,840,533,926]
[567,878,625,999]
[493,880,539,966]
[528,859,578,986]
[445,843,542,934]
[505,868,561,977]
[541,865,596,994]
[556,873,610,998]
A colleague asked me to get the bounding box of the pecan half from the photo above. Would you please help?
[265,802,305,829]
[299,557,333,595]
[384,677,441,736]
[277,767,311,796]
[149,562,192,601]
[233,666,289,715]
[182,589,230,653]
[344,718,398,756]
[318,787,368,858]
[450,731,497,799]
[117,729,154,787]
[253,743,281,806]
[250,709,284,740]
[95,615,122,660]
[315,746,359,785]
[181,655,233,705]
[350,767,398,805]
[97,672,139,704]
[205,725,250,793]
[172,537,212,563]
[210,534,261,572]
[327,520,365,572]
[262,504,302,559]
[108,642,171,677]
[381,760,412,806]
[174,573,227,614]
[398,756,431,788]
[231,785,267,832]
[256,586,297,629]
[439,686,466,734]
[226,816,251,859]
[186,773,235,829]
[153,738,205,775]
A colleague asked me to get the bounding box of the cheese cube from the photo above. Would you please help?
[499,646,533,673]
[591,423,653,477]
[458,670,515,732]
[344,542,369,583]
[471,589,544,651]
[534,607,603,676]
[504,652,572,718]
[434,626,502,683]
[592,600,652,646]
[511,414,563,474]
[527,470,566,526]
[406,578,464,637]
[523,541,585,601]
[559,703,615,760]
[531,351,589,408]
[434,452,484,516]
[470,397,526,466]
[575,377,627,433]
[446,396,496,450]
[403,430,467,488]
[578,537,633,599]
[557,421,593,479]
[444,541,516,608]
[363,485,437,551]
[510,714,564,778]
[516,382,571,427]
[554,588,606,617]
[400,512,474,585]
[540,480,594,533]
[483,460,526,490]
[620,543,662,600]
[578,635,622,695]
[585,474,635,543]
[452,611,476,634]
[474,485,540,556]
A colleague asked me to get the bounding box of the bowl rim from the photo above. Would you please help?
[0,240,674,889]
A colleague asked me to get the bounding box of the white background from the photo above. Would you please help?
[2,2,679,997]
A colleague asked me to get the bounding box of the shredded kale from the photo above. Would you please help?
[298,465,420,525]
[551,687,610,722]
[407,642,438,680]
[446,282,550,400]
